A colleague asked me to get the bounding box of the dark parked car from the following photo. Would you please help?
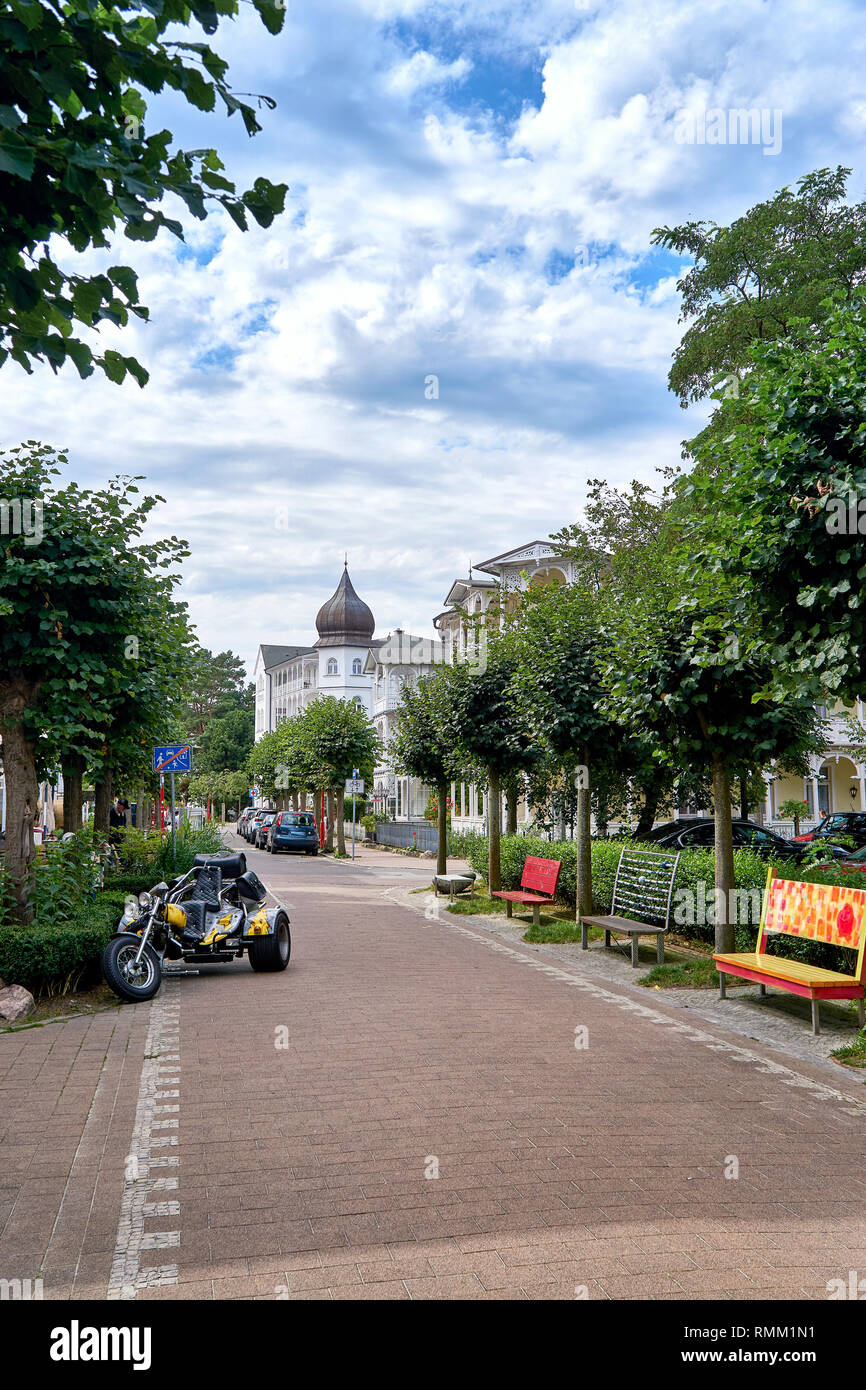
[791,812,866,849]
[266,810,319,855]
[636,818,809,861]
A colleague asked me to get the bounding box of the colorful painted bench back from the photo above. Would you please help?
[760,871,866,977]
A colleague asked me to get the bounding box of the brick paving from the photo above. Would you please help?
[2,836,866,1301]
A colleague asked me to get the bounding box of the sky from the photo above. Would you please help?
[3,0,866,673]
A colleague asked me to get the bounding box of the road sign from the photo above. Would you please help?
[345,778,364,794]
[153,744,192,774]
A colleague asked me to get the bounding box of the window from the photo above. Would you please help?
[352,658,362,675]
[327,658,338,676]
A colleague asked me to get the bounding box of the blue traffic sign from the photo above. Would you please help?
[153,744,192,774]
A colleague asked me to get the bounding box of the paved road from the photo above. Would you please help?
[2,836,866,1301]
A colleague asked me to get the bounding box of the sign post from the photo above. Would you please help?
[153,745,192,868]
[346,771,364,860]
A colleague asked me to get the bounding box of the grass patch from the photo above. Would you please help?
[523,918,583,945]
[639,957,723,989]
[445,893,504,916]
[831,1033,866,1068]
[639,957,752,989]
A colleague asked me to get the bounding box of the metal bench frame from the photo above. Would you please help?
[579,847,680,968]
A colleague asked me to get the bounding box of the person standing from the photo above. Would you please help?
[109,797,128,845]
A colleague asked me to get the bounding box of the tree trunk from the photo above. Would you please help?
[325,789,335,852]
[0,713,39,923]
[505,773,518,835]
[713,756,736,954]
[336,787,346,855]
[94,773,112,836]
[436,777,448,876]
[62,752,85,834]
[221,801,226,824]
[576,746,592,918]
[635,774,663,837]
[292,792,299,811]
[299,791,306,811]
[487,768,502,892]
[140,792,151,835]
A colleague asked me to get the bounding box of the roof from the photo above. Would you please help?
[315,566,376,648]
[259,644,315,669]
[475,541,565,575]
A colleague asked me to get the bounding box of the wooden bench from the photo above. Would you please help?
[579,847,680,967]
[491,856,561,926]
[714,868,866,1035]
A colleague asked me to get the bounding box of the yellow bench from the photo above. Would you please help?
[714,868,866,1035]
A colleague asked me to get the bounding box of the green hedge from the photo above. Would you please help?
[450,833,859,974]
[0,891,126,999]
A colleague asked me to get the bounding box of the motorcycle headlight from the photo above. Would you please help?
[138,891,153,908]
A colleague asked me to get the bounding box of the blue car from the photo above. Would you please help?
[266,810,319,855]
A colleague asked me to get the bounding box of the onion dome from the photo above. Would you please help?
[314,564,375,647]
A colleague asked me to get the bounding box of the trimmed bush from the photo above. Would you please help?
[0,892,124,998]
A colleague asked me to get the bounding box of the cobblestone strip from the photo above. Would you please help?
[106,982,182,1299]
[396,890,866,1116]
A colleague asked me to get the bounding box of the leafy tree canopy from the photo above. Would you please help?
[653,167,866,412]
[0,0,287,385]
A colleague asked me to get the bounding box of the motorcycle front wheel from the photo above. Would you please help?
[103,934,163,1002]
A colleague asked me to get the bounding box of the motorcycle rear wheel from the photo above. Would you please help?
[248,913,291,972]
[103,935,162,1002]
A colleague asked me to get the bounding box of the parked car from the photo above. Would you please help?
[266,810,319,855]
[237,808,254,835]
[811,844,866,874]
[636,818,810,861]
[254,811,278,849]
[244,808,271,842]
[790,812,866,849]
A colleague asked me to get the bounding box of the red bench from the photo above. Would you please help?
[491,856,561,926]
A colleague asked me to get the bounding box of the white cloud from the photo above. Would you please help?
[2,0,865,672]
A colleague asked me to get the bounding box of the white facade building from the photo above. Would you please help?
[433,541,576,835]
[253,567,439,821]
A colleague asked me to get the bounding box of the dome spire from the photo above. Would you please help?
[315,566,375,647]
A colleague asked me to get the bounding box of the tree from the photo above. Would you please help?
[197,705,254,773]
[505,581,619,916]
[779,798,810,836]
[0,0,287,384]
[294,699,378,856]
[390,671,462,876]
[438,652,541,893]
[653,167,866,414]
[597,481,820,953]
[185,649,249,738]
[0,442,190,917]
[682,293,866,704]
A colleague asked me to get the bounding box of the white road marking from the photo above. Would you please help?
[106,983,182,1299]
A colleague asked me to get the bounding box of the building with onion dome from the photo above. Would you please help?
[253,564,381,739]
[252,567,439,819]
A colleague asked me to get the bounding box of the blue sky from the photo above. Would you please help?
[3,0,866,671]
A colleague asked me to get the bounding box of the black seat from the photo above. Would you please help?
[193,852,246,879]
[181,899,208,944]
